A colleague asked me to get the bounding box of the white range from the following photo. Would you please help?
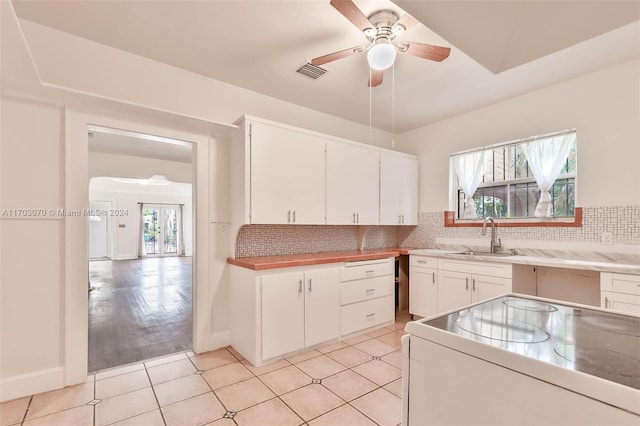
[401,294,640,425]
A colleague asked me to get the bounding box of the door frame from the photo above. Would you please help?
[66,110,210,384]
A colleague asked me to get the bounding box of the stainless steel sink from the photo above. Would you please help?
[455,251,520,257]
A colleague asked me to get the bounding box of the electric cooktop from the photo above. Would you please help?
[422,295,640,390]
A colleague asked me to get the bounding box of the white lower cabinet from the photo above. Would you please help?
[436,258,512,313]
[409,256,438,318]
[261,268,339,360]
[601,272,640,315]
[230,264,339,366]
[340,258,395,336]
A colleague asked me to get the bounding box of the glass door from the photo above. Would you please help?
[143,206,180,257]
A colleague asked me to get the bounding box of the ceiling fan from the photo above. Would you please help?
[311,0,451,87]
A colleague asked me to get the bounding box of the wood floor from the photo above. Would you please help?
[88,257,192,372]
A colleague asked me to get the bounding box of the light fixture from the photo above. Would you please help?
[367,38,396,70]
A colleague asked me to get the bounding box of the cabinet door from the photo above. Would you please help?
[305,269,340,347]
[472,274,512,303]
[409,267,438,318]
[601,290,640,315]
[438,270,471,312]
[261,272,305,359]
[380,152,418,225]
[250,121,326,224]
[326,141,379,225]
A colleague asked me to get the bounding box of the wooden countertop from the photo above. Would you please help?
[227,247,413,270]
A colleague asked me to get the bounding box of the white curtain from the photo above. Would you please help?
[453,151,485,219]
[177,204,185,256]
[522,132,575,217]
[138,203,147,258]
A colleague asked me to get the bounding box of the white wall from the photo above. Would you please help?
[89,178,193,259]
[399,59,640,212]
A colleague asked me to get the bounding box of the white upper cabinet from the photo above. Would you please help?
[326,141,379,225]
[380,151,418,225]
[250,121,326,224]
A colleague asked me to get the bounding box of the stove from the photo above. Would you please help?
[421,295,640,389]
[402,294,640,425]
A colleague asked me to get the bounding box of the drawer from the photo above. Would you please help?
[341,295,394,336]
[410,255,438,269]
[601,272,640,296]
[341,275,393,305]
[340,258,393,282]
[438,258,512,279]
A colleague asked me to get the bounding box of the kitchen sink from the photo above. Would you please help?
[455,251,520,257]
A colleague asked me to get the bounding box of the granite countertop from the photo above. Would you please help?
[227,247,413,270]
[409,248,640,275]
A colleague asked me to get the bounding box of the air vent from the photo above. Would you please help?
[296,62,329,80]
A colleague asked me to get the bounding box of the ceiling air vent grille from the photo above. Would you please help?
[296,62,329,80]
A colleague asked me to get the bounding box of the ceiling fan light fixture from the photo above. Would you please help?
[367,39,396,70]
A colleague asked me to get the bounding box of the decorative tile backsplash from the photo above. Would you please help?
[398,206,640,248]
[234,206,639,258]
[235,225,398,258]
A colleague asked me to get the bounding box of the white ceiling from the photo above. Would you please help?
[11,1,640,132]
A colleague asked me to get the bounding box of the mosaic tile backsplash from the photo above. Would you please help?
[398,205,640,249]
[234,206,639,258]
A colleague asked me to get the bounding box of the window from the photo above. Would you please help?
[452,131,577,220]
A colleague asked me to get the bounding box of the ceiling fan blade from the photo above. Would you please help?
[402,42,451,62]
[394,13,419,32]
[368,69,383,88]
[311,47,361,66]
[330,0,373,32]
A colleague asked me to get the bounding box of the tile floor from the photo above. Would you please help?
[0,314,411,426]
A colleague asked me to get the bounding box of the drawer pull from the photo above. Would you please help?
[366,313,376,320]
[417,260,427,264]
[366,288,376,294]
[365,270,375,274]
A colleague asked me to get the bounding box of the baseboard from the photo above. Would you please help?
[0,367,65,402]
[194,331,231,354]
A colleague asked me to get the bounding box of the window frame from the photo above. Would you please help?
[446,129,580,227]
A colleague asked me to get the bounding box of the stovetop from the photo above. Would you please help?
[421,296,640,390]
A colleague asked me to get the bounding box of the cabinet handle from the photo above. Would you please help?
[353,212,356,224]
[356,212,359,224]
[366,313,376,320]
[604,296,609,309]
[308,278,312,293]
[466,277,469,291]
[287,210,291,223]
[298,279,302,294]
[293,210,296,223]
[398,214,401,224]
[432,272,435,284]
[366,288,376,295]
[401,214,405,224]
[472,278,476,291]
[417,260,427,264]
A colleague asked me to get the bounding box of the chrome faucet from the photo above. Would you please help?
[482,217,502,253]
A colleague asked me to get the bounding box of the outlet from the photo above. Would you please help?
[601,231,613,245]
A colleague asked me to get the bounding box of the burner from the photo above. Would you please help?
[572,310,640,337]
[456,313,550,343]
[554,344,640,389]
[503,299,558,313]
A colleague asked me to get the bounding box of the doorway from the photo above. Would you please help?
[87,126,194,372]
